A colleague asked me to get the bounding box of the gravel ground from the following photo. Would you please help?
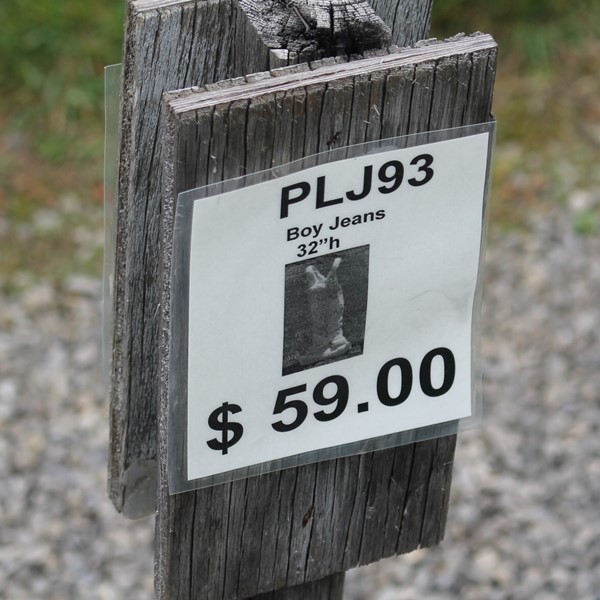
[1,193,599,599]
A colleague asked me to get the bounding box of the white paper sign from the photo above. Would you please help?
[177,128,492,486]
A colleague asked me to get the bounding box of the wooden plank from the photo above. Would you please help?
[382,64,416,138]
[110,0,427,519]
[368,0,434,47]
[157,33,497,599]
[167,35,498,114]
[111,0,272,518]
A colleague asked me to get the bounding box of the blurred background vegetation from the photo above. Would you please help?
[0,0,598,287]
[435,0,600,231]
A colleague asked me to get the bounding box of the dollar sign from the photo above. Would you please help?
[206,402,244,455]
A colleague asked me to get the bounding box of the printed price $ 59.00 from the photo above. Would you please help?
[206,347,456,455]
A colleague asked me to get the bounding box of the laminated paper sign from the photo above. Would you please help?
[169,124,494,493]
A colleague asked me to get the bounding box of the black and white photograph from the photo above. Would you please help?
[282,245,370,375]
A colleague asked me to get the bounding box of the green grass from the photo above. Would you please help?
[0,1,124,154]
[432,0,600,69]
[0,1,124,288]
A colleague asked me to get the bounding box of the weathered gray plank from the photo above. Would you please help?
[419,434,457,545]
[381,64,415,138]
[380,442,416,557]
[111,0,273,518]
[365,70,386,141]
[368,0,434,47]
[157,33,497,599]
[110,0,422,518]
[346,72,371,144]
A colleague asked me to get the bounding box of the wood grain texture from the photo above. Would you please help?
[368,0,433,47]
[157,33,497,598]
[110,0,435,519]
[240,0,392,63]
[111,0,273,518]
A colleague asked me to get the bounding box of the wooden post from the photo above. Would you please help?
[110,0,436,518]
[109,2,497,599]
[156,34,497,599]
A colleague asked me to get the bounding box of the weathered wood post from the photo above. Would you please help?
[155,34,496,599]
[108,1,496,598]
[110,0,437,519]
